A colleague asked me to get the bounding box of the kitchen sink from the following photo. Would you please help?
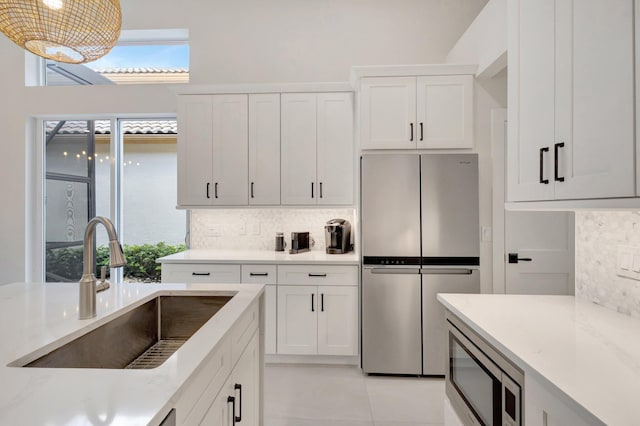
[17,295,233,369]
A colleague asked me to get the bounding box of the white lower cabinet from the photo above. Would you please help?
[277,285,357,356]
[202,332,260,426]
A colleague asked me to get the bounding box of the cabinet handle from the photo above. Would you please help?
[410,123,414,141]
[234,383,242,422]
[206,182,211,199]
[227,396,236,426]
[251,182,255,199]
[308,273,327,277]
[311,293,315,312]
[554,142,565,182]
[249,272,268,276]
[192,272,211,276]
[321,293,324,312]
[311,182,314,198]
[419,122,424,141]
[539,147,549,184]
[319,182,323,199]
[215,182,219,198]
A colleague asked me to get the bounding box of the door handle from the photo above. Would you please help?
[227,396,236,426]
[508,253,533,264]
[369,268,420,275]
[215,182,219,198]
[234,383,242,422]
[191,272,211,276]
[311,293,315,312]
[251,182,254,199]
[311,182,314,198]
[410,123,414,141]
[419,268,473,275]
[321,293,324,312]
[319,182,323,198]
[206,182,211,199]
[419,122,424,141]
[539,147,549,184]
[554,142,565,182]
[308,273,327,277]
[249,272,268,277]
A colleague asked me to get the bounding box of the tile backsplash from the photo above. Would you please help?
[575,211,640,318]
[190,208,357,252]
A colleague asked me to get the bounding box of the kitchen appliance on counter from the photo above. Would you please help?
[325,218,352,254]
[361,153,480,376]
[446,311,523,426]
[290,231,310,254]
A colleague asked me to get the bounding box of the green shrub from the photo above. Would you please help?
[47,242,186,283]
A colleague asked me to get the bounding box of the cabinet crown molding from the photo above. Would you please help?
[171,82,353,95]
[350,64,478,88]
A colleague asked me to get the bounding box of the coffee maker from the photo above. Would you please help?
[325,219,352,254]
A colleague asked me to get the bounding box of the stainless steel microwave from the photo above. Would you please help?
[446,312,524,426]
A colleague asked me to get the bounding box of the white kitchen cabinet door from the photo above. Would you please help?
[249,94,281,205]
[507,0,556,202]
[177,95,214,206]
[277,285,318,354]
[317,286,357,356]
[230,332,259,426]
[281,93,317,205]
[360,77,417,149]
[212,94,249,205]
[316,92,354,205]
[416,75,473,149]
[553,0,635,200]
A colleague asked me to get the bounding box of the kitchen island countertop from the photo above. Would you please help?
[157,248,360,265]
[438,293,640,426]
[0,281,263,425]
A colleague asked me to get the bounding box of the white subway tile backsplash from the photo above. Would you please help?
[575,211,640,318]
[190,208,357,252]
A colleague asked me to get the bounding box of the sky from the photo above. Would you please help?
[86,44,189,70]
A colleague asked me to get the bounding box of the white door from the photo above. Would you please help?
[553,0,635,199]
[317,286,357,356]
[316,92,354,205]
[281,93,317,205]
[231,332,259,426]
[416,75,473,149]
[212,94,249,205]
[248,93,281,205]
[505,211,574,295]
[277,285,318,354]
[507,0,556,201]
[177,95,213,206]
[360,77,416,149]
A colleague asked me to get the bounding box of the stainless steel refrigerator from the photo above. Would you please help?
[361,154,480,376]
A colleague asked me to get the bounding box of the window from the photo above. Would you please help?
[44,118,185,283]
[44,29,189,86]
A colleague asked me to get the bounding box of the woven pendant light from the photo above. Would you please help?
[0,0,121,64]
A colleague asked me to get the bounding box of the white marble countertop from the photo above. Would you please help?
[0,281,264,426]
[437,294,640,425]
[157,249,360,265]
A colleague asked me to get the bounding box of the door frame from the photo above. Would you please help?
[491,108,508,294]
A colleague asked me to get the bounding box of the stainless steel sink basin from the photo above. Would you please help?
[19,295,233,369]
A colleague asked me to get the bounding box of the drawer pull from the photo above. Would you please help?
[249,272,268,276]
[308,273,327,277]
[192,272,211,276]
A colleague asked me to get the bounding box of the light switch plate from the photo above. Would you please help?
[617,245,640,280]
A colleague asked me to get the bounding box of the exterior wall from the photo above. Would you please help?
[575,211,640,318]
[0,0,487,283]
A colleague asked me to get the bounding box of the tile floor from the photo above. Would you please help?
[264,364,445,426]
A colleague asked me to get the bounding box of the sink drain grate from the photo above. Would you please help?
[125,339,187,369]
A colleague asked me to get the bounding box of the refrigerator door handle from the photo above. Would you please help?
[419,268,473,275]
[369,268,421,275]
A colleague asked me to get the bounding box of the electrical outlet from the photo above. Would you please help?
[617,245,640,280]
[206,225,222,237]
[250,222,261,236]
[238,223,247,236]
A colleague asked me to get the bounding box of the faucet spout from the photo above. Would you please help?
[79,217,126,320]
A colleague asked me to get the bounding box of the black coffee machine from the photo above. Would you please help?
[325,219,352,254]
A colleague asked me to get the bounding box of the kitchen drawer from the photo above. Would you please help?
[231,300,259,365]
[277,264,358,286]
[241,264,277,285]
[161,263,241,284]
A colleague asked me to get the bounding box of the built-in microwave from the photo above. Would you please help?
[445,312,524,426]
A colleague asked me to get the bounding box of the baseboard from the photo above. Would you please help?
[265,354,359,365]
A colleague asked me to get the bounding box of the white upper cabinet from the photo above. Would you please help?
[316,93,354,205]
[508,0,635,202]
[177,95,214,206]
[416,75,473,149]
[212,95,249,205]
[360,77,416,149]
[360,75,473,150]
[281,93,354,205]
[248,94,281,205]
